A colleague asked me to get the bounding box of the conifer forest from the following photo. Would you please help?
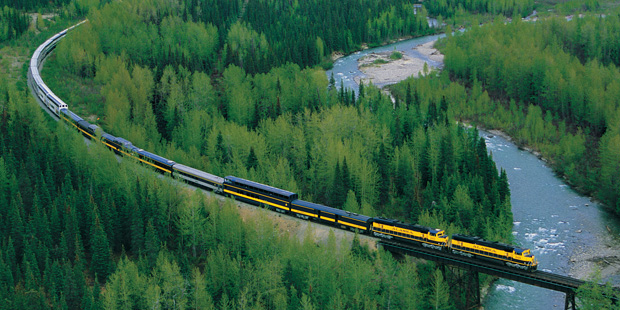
[0,0,619,309]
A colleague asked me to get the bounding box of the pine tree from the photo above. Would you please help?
[405,83,413,109]
[376,144,390,207]
[216,131,230,164]
[246,147,258,171]
[430,269,451,310]
[341,157,350,197]
[130,205,144,255]
[90,215,112,283]
[358,81,365,99]
[331,161,342,207]
[144,219,160,269]
[426,99,438,128]
[8,193,24,260]
[251,101,260,129]
[191,267,215,309]
[498,168,510,204]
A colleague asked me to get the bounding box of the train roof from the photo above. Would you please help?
[292,199,371,221]
[60,109,83,122]
[225,176,297,198]
[101,132,116,141]
[77,119,92,128]
[373,217,444,234]
[136,149,175,165]
[451,234,528,253]
[173,163,224,183]
[113,137,134,146]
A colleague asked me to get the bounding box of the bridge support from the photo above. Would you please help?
[565,292,576,310]
[439,263,481,310]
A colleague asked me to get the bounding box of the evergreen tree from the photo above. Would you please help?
[247,147,258,171]
[341,157,351,197]
[405,83,413,109]
[426,99,438,128]
[331,161,343,207]
[130,205,144,255]
[358,81,365,99]
[376,144,390,207]
[90,215,112,283]
[430,269,451,310]
[144,219,160,269]
[216,131,230,164]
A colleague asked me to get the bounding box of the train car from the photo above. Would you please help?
[48,95,68,116]
[173,164,224,193]
[76,119,98,139]
[290,200,371,232]
[223,176,298,211]
[371,218,448,250]
[100,133,123,154]
[450,234,538,271]
[135,149,176,174]
[59,109,83,131]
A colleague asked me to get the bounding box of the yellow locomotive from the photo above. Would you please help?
[450,234,538,271]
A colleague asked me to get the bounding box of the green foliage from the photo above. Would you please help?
[440,16,620,214]
[390,50,403,60]
[424,0,534,19]
[372,58,389,65]
[430,269,452,310]
[0,6,30,42]
[15,1,529,308]
[576,271,619,310]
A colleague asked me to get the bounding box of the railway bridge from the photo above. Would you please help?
[380,240,618,310]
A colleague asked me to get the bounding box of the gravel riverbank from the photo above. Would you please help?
[356,40,443,86]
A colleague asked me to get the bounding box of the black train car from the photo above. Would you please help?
[223,176,298,211]
[290,200,371,232]
[76,120,98,140]
[101,133,123,154]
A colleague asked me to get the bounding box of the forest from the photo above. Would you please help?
[1,16,511,310]
[2,0,618,308]
[0,6,30,42]
[432,15,620,215]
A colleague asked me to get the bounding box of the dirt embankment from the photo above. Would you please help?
[195,187,378,252]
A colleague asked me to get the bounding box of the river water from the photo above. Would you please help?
[326,36,620,309]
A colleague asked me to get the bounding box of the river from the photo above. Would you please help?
[326,36,620,309]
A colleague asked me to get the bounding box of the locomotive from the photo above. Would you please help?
[29,21,538,272]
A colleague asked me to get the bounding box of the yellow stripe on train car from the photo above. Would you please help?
[338,220,367,230]
[291,209,318,218]
[225,184,289,204]
[223,189,288,210]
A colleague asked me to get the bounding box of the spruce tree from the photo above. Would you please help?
[90,215,112,283]
[144,219,160,269]
[331,161,342,207]
[405,83,413,109]
[246,147,258,171]
[341,157,350,197]
[376,144,390,207]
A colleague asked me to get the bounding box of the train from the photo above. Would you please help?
[28,21,538,272]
